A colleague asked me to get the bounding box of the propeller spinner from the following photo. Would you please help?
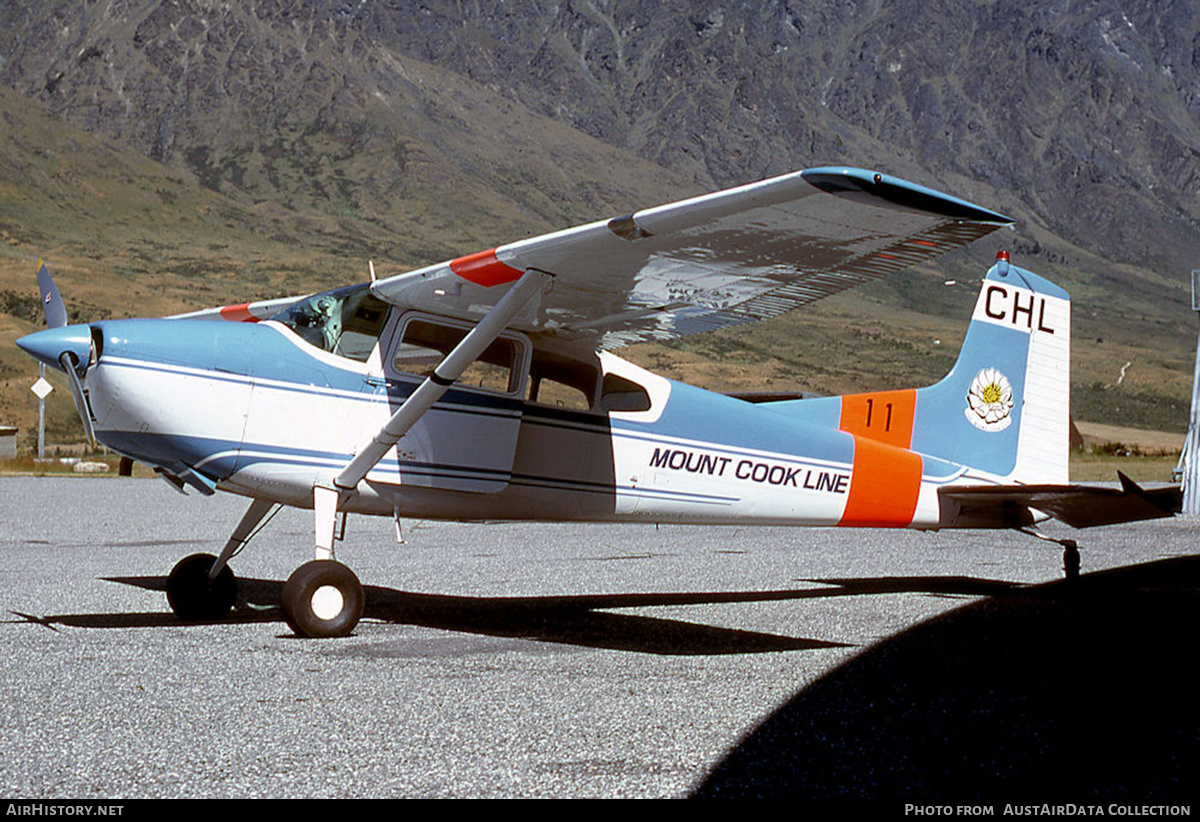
[16,261,97,447]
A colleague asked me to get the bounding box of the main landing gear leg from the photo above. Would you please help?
[166,498,278,621]
[277,271,550,639]
[279,485,364,639]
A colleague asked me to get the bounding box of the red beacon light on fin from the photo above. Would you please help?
[994,249,1011,276]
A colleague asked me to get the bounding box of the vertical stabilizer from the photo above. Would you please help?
[911,254,1071,483]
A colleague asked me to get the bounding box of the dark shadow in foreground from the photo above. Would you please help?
[9,574,921,655]
[692,555,1200,799]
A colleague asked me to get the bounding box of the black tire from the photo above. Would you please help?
[281,560,364,638]
[166,553,237,621]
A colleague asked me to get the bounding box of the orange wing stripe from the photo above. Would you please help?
[449,248,523,287]
[839,436,923,527]
[218,303,258,322]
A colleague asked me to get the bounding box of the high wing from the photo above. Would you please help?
[370,167,1013,348]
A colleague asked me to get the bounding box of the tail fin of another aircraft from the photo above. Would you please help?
[909,253,1071,483]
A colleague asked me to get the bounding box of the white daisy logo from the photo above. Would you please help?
[965,367,1015,431]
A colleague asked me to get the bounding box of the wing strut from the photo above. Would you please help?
[312,268,551,557]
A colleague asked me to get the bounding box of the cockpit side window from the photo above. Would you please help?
[270,284,390,363]
[390,316,526,395]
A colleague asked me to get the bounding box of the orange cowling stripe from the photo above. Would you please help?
[449,248,523,287]
[838,435,923,527]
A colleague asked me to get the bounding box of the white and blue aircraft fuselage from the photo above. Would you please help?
[16,167,1177,638]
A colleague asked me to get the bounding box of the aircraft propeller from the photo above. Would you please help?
[37,260,67,330]
[17,261,97,448]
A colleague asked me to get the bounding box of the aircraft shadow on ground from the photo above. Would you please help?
[7,573,1024,656]
[692,555,1200,799]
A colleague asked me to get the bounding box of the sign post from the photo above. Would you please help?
[31,364,53,460]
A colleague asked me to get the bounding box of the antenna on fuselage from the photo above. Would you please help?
[368,260,377,283]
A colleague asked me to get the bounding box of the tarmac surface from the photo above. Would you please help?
[1,477,1196,799]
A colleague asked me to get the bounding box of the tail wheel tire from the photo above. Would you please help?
[166,553,237,621]
[281,560,364,638]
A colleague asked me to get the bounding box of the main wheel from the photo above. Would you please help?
[166,553,237,621]
[281,560,364,638]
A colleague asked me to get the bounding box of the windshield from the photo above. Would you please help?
[270,284,390,362]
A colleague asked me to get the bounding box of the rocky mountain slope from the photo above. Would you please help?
[3,1,1197,272]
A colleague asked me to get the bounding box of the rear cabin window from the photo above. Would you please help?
[271,284,389,363]
[391,318,524,394]
[599,373,652,413]
[526,350,599,412]
[523,352,652,415]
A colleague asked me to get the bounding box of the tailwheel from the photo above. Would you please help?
[166,553,237,621]
[281,560,364,638]
[1017,528,1083,581]
[1062,539,1081,580]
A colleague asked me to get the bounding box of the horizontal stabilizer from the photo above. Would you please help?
[939,472,1181,529]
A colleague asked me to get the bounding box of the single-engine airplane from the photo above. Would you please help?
[16,167,1180,638]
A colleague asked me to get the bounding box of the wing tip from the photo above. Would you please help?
[802,167,1014,224]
